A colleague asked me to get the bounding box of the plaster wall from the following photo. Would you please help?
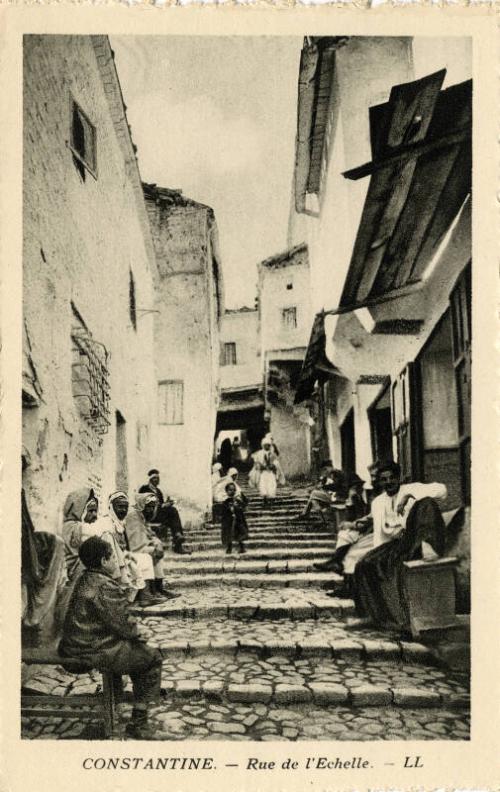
[258,248,312,358]
[145,198,222,520]
[220,310,261,390]
[23,35,156,535]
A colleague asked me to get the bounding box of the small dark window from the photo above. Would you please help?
[286,281,293,290]
[222,342,237,366]
[70,100,97,180]
[129,269,137,331]
[281,307,297,329]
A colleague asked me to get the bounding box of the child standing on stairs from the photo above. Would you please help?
[220,482,248,555]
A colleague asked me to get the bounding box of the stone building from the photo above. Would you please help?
[257,243,313,479]
[290,36,471,605]
[23,35,158,534]
[143,184,224,522]
[216,308,265,455]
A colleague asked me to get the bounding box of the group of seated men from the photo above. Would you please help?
[53,467,195,738]
[62,468,191,609]
[305,459,448,632]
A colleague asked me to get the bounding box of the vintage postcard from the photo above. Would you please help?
[0,5,498,792]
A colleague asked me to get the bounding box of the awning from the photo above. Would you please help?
[294,312,344,404]
[339,71,472,312]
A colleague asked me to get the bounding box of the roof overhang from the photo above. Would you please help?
[294,37,349,215]
[338,72,472,313]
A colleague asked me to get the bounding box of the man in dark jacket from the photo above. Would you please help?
[139,469,190,555]
[59,536,162,739]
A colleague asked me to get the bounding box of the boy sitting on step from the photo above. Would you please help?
[220,482,248,555]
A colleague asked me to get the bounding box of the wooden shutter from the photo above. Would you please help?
[391,362,422,482]
[450,263,471,504]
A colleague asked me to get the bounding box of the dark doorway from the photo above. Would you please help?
[368,381,393,465]
[340,409,356,474]
[115,410,128,492]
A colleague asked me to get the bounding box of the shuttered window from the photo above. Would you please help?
[222,342,237,366]
[282,306,297,329]
[158,380,184,425]
[391,363,421,482]
[450,263,471,504]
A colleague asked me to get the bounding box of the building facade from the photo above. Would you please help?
[143,184,224,522]
[290,36,472,604]
[257,244,313,479]
[23,35,158,534]
[216,307,265,455]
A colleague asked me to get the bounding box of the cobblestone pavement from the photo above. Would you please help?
[22,701,470,741]
[21,481,470,740]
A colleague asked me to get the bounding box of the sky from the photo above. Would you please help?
[111,36,303,309]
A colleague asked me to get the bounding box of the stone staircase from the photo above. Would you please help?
[21,479,470,741]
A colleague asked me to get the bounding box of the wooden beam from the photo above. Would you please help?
[343,127,470,181]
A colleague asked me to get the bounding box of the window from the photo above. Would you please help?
[71,320,110,436]
[286,280,294,291]
[281,306,297,329]
[70,99,97,180]
[158,380,184,425]
[129,269,137,331]
[222,342,237,366]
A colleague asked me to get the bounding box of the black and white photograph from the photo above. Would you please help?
[19,32,473,744]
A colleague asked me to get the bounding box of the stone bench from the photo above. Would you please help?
[403,556,460,639]
[21,649,117,738]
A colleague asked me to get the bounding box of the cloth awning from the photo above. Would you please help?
[339,71,472,312]
[294,312,344,404]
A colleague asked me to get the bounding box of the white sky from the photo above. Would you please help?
[111,36,303,309]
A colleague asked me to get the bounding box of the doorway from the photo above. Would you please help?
[340,408,356,474]
[115,410,128,492]
[368,381,393,465]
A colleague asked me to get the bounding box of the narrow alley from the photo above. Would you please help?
[20,33,472,746]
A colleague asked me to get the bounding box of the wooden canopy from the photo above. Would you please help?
[339,71,472,310]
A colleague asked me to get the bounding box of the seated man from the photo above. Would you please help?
[314,471,372,577]
[125,493,178,601]
[352,460,447,630]
[139,469,190,555]
[295,462,346,524]
[59,536,163,739]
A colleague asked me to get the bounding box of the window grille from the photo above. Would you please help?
[71,326,110,435]
[70,99,97,179]
[158,380,184,425]
[222,342,237,366]
[281,306,297,329]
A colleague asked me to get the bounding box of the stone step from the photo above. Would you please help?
[188,538,335,551]
[161,559,332,575]
[137,615,436,665]
[164,571,342,590]
[188,534,335,558]
[186,529,333,540]
[132,587,354,620]
[25,655,469,713]
[164,547,335,562]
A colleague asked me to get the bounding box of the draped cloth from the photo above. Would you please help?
[250,449,279,498]
[97,493,146,597]
[353,497,446,630]
[21,490,67,635]
[61,487,97,582]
